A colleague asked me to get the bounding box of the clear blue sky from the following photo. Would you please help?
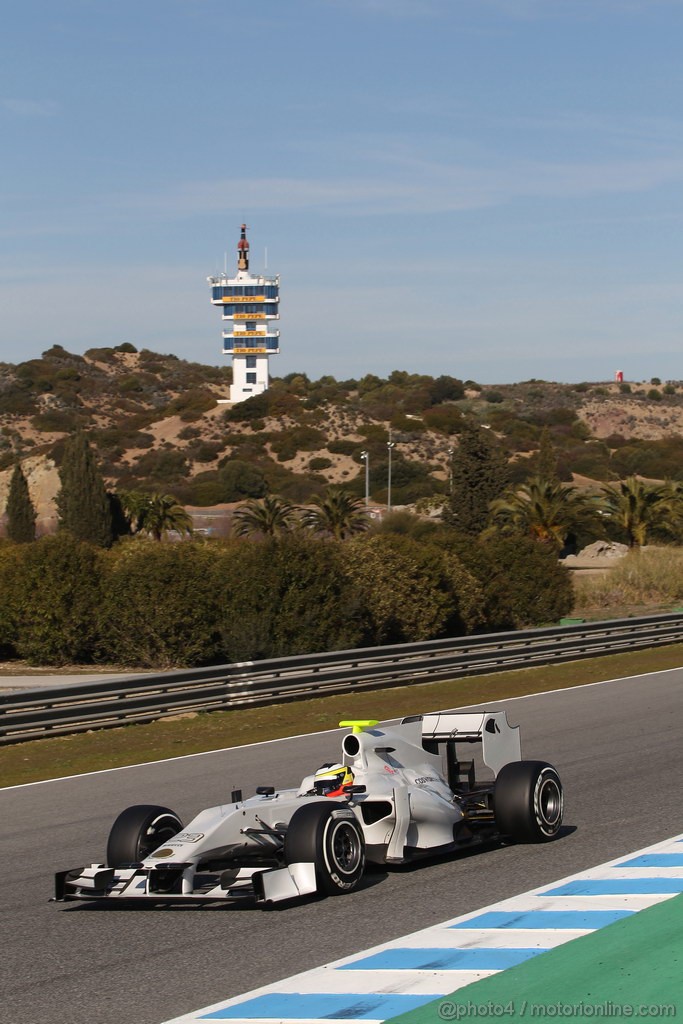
[2,0,682,384]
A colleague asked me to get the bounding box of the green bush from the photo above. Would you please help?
[225,392,270,422]
[342,534,483,643]
[119,375,144,393]
[219,460,268,500]
[174,474,226,506]
[178,426,202,441]
[610,438,683,480]
[261,465,326,503]
[361,424,389,443]
[559,441,611,480]
[84,347,117,363]
[328,439,358,456]
[271,437,298,462]
[133,449,189,483]
[0,543,23,655]
[271,425,326,456]
[98,541,225,667]
[31,410,88,433]
[0,387,36,416]
[445,533,573,630]
[167,388,218,422]
[94,427,154,452]
[55,367,81,383]
[189,442,222,463]
[1,535,103,664]
[309,456,332,471]
[423,404,463,434]
[390,413,428,434]
[219,536,366,661]
[427,376,465,404]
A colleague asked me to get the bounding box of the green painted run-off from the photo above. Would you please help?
[386,893,683,1024]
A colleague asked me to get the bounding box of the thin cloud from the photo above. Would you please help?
[5,145,683,248]
[475,0,683,18]
[322,0,443,17]
[116,150,683,221]
[1,98,59,117]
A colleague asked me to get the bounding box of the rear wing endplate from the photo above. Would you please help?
[419,711,521,777]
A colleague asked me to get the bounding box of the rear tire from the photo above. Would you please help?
[107,804,183,867]
[284,801,365,895]
[494,761,563,843]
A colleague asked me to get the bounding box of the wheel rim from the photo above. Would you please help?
[138,815,181,859]
[330,820,362,875]
[536,776,562,833]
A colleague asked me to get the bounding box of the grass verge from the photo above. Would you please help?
[3,643,683,789]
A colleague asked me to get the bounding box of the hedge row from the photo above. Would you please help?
[0,531,573,668]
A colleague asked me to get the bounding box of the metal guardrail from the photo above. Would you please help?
[1,613,683,744]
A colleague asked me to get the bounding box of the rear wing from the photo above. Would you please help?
[415,711,522,778]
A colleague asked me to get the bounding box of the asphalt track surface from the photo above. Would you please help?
[2,667,683,1024]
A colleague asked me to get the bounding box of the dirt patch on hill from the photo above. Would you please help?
[578,384,683,440]
[0,454,60,535]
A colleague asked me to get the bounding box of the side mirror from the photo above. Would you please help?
[256,786,275,796]
[346,785,366,795]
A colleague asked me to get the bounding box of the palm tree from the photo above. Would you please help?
[137,493,193,541]
[302,486,370,541]
[488,476,595,547]
[232,495,298,537]
[118,490,149,533]
[599,477,674,548]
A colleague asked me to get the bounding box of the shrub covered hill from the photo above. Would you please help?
[3,341,683,529]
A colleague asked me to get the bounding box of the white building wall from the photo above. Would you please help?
[229,353,270,403]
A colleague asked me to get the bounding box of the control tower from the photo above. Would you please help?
[207,225,280,403]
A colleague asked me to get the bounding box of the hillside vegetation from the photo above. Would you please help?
[4,346,683,668]
[2,344,683,528]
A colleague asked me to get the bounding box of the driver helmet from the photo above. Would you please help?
[313,762,354,797]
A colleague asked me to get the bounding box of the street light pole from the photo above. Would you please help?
[448,447,454,494]
[360,450,369,506]
[387,440,395,512]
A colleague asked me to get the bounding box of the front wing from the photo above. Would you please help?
[54,860,318,905]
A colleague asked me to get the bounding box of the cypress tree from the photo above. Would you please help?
[443,419,511,535]
[56,433,114,547]
[537,426,559,483]
[5,462,37,543]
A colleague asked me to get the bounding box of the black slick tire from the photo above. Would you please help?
[106,804,183,867]
[284,801,365,895]
[494,761,563,843]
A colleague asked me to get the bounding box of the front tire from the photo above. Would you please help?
[106,804,183,867]
[284,802,365,895]
[494,761,563,843]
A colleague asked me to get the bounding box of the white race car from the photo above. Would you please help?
[55,710,564,907]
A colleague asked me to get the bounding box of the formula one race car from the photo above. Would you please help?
[55,710,563,907]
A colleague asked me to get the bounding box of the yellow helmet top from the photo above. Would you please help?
[313,763,354,795]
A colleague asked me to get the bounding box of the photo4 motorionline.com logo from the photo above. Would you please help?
[437,1000,678,1020]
